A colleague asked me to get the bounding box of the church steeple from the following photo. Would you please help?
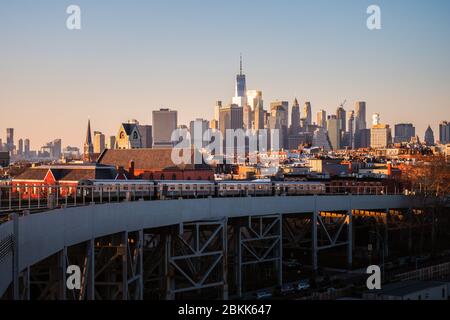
[83,119,94,163]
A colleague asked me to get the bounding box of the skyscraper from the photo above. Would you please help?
[243,104,252,130]
[247,90,263,130]
[232,55,247,108]
[152,108,178,148]
[189,118,209,148]
[219,104,244,154]
[270,101,289,149]
[439,121,450,144]
[6,128,14,154]
[108,136,116,150]
[327,115,341,150]
[18,139,23,157]
[370,115,392,149]
[336,107,347,132]
[83,119,94,162]
[355,101,367,131]
[394,123,416,143]
[424,126,435,146]
[94,131,106,154]
[303,102,312,126]
[52,139,62,159]
[24,139,30,159]
[219,104,244,136]
[290,98,300,134]
[317,110,327,129]
[254,99,265,130]
[347,111,355,149]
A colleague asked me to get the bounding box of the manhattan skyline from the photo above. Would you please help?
[1,0,449,148]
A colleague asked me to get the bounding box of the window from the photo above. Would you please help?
[172,174,177,180]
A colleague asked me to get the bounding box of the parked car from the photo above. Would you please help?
[255,290,273,300]
[296,280,310,291]
[275,284,295,296]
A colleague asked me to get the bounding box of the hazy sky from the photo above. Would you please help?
[1,0,449,149]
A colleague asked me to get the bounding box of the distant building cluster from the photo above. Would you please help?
[2,57,449,175]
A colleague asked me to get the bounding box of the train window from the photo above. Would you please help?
[172,174,177,180]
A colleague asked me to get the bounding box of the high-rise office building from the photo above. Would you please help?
[18,139,23,157]
[317,110,327,129]
[312,128,332,152]
[232,55,247,108]
[424,126,435,146]
[336,107,347,132]
[152,108,178,148]
[290,98,300,134]
[6,128,14,154]
[347,111,355,149]
[303,102,312,126]
[370,115,392,149]
[219,104,244,136]
[439,121,450,144]
[189,118,210,147]
[270,101,289,149]
[24,139,30,159]
[355,101,367,131]
[94,131,106,154]
[254,99,265,131]
[52,139,62,159]
[243,104,252,130]
[219,104,244,154]
[247,90,263,130]
[327,115,341,150]
[109,136,116,150]
[394,123,416,143]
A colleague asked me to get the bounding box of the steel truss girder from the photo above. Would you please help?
[236,215,282,298]
[316,212,350,251]
[283,216,312,250]
[165,219,228,299]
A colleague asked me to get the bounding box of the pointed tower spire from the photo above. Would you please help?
[240,53,243,76]
[85,119,92,145]
[84,118,94,163]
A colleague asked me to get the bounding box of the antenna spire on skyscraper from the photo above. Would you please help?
[240,53,243,76]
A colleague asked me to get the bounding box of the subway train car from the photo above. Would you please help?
[77,179,329,200]
[156,180,215,199]
[273,181,326,196]
[78,180,156,199]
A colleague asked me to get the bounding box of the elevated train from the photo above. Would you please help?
[78,180,328,199]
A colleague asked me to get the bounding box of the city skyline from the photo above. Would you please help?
[1,0,450,148]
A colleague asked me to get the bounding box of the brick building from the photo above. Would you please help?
[97,148,215,181]
[11,164,122,199]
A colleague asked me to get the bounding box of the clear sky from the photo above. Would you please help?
[1,0,449,149]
